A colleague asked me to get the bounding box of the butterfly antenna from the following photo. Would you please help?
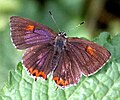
[67,21,85,32]
[49,11,61,32]
[74,21,85,28]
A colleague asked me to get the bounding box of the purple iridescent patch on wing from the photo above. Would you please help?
[34,29,51,37]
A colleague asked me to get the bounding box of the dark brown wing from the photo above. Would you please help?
[53,50,82,88]
[10,16,57,49]
[23,44,54,80]
[67,38,111,76]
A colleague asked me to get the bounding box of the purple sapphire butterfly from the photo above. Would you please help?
[10,15,111,88]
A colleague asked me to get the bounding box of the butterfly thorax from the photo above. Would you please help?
[54,32,66,51]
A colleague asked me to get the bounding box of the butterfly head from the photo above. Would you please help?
[58,32,67,38]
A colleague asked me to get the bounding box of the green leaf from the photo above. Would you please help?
[1,32,120,100]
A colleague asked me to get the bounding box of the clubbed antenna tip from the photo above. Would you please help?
[49,10,52,15]
[48,10,61,32]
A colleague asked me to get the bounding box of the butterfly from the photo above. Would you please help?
[10,16,111,88]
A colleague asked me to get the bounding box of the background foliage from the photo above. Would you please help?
[0,0,120,99]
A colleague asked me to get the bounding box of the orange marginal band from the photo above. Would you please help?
[53,77,68,86]
[29,67,47,79]
[24,25,34,31]
[38,71,47,79]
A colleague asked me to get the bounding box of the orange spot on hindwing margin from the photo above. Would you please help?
[38,71,47,79]
[29,67,47,79]
[24,25,34,31]
[53,77,68,87]
[86,46,96,57]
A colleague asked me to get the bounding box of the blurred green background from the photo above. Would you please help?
[0,0,120,89]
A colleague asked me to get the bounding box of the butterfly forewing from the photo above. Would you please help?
[67,38,111,76]
[10,16,57,49]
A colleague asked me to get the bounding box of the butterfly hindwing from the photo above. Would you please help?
[53,50,82,87]
[23,44,54,79]
[67,38,111,76]
[10,16,57,49]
